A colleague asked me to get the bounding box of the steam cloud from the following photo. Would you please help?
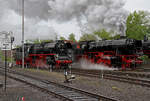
[49,0,128,35]
[72,59,118,70]
[0,0,129,44]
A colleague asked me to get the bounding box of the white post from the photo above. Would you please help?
[10,32,13,68]
[101,67,104,79]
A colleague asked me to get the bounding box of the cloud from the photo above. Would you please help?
[124,0,150,12]
[0,0,9,18]
[0,10,56,45]
[0,0,57,45]
[7,0,51,20]
[24,19,56,41]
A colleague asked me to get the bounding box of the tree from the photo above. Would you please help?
[126,11,150,40]
[68,33,76,42]
[94,29,112,40]
[40,40,53,43]
[112,35,120,40]
[60,36,66,40]
[25,39,40,44]
[79,34,97,41]
[33,39,41,44]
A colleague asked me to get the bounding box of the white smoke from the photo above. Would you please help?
[35,59,49,69]
[0,0,129,44]
[73,59,118,70]
[48,0,129,35]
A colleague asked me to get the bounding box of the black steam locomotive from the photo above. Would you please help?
[14,38,150,70]
[75,39,143,69]
[14,40,74,70]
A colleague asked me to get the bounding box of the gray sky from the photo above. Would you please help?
[124,0,150,12]
[0,0,150,45]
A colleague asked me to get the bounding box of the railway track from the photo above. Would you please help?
[71,68,150,78]
[104,74,150,87]
[0,67,117,101]
[69,69,150,87]
[14,66,149,88]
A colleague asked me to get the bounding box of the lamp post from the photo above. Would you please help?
[22,0,25,69]
[0,31,10,92]
[4,42,7,91]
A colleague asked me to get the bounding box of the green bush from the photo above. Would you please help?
[138,55,150,64]
[0,50,13,62]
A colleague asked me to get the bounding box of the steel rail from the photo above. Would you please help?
[71,70,150,87]
[0,67,117,101]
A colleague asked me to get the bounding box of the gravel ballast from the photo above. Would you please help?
[11,67,150,101]
[0,75,60,101]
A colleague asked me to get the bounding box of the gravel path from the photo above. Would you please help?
[0,75,60,101]
[12,67,150,101]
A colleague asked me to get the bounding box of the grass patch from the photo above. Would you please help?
[0,49,14,62]
[13,67,65,79]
